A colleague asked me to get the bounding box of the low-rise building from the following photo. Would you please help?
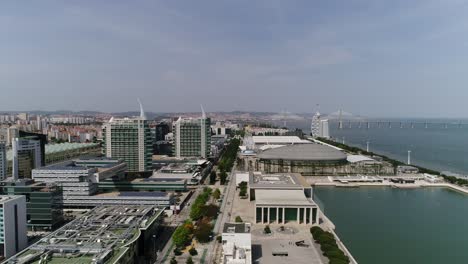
[4,205,164,264]
[222,223,252,264]
[0,179,63,231]
[249,172,319,225]
[32,160,174,208]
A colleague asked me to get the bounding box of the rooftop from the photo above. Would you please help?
[6,142,99,161]
[346,155,378,163]
[257,143,347,161]
[251,136,310,145]
[5,205,163,264]
[255,189,316,206]
[249,172,310,189]
[223,223,251,234]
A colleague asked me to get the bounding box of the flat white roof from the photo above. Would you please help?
[255,189,316,206]
[346,155,377,163]
[252,136,311,145]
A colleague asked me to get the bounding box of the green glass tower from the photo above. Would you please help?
[102,102,152,174]
[173,109,211,159]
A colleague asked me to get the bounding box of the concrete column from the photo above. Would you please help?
[261,207,264,224]
[282,207,285,224]
[303,208,307,224]
[297,208,300,224]
[267,207,270,224]
[255,206,257,223]
[309,207,314,224]
[313,208,317,224]
[276,207,279,224]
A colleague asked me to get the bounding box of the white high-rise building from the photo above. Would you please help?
[0,195,28,258]
[311,112,330,139]
[12,138,42,179]
[0,143,6,179]
[102,101,152,173]
[173,108,211,159]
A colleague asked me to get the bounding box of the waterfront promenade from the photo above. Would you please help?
[311,179,468,195]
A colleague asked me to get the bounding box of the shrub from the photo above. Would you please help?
[213,188,221,200]
[264,225,271,234]
[217,235,222,243]
[329,258,349,264]
[209,171,217,184]
[173,248,182,256]
[235,216,243,223]
[189,247,198,256]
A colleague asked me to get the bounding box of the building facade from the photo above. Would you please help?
[0,195,28,258]
[0,179,63,231]
[102,117,152,174]
[173,115,211,159]
[248,172,319,225]
[0,143,6,180]
[12,138,42,179]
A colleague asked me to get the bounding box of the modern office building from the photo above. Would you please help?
[173,110,211,159]
[0,143,6,180]
[12,138,42,179]
[311,112,330,139]
[102,103,152,174]
[0,195,28,259]
[222,223,252,264]
[18,131,47,166]
[0,179,63,231]
[4,205,164,264]
[248,172,319,225]
[32,161,174,208]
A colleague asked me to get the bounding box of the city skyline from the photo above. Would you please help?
[2,1,468,117]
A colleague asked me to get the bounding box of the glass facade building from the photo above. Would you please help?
[173,117,211,159]
[102,117,152,174]
[0,180,63,231]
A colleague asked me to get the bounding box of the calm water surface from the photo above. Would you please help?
[314,187,468,264]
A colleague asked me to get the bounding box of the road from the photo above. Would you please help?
[208,162,237,263]
[155,188,200,264]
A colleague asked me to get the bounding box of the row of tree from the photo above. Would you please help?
[218,138,241,173]
[311,226,350,264]
[173,187,220,250]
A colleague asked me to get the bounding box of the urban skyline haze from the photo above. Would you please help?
[1,0,468,118]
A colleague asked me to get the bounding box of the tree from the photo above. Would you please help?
[209,171,217,184]
[201,204,220,219]
[173,248,182,256]
[264,225,271,234]
[194,221,213,243]
[189,247,198,256]
[186,257,194,264]
[170,257,178,264]
[173,225,192,248]
[213,188,221,200]
[220,170,228,185]
[235,216,243,223]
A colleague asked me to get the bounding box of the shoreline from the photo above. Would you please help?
[313,181,468,195]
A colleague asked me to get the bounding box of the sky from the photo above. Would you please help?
[1,0,468,117]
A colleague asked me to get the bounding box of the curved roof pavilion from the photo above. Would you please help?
[257,143,347,162]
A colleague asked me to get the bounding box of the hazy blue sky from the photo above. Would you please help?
[1,0,468,117]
